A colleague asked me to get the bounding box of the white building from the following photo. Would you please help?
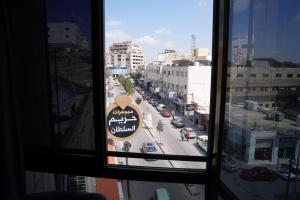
[107,41,144,73]
[144,60,211,114]
[158,49,193,64]
[48,22,88,49]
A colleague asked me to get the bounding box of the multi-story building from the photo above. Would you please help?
[227,64,300,109]
[47,22,89,49]
[107,41,144,73]
[144,60,211,115]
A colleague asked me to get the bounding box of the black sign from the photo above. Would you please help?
[107,106,140,139]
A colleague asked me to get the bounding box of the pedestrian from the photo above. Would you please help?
[186,132,190,142]
[180,129,185,141]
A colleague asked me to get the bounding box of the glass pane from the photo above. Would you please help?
[25,171,205,200]
[105,0,213,169]
[46,0,95,150]
[222,0,300,199]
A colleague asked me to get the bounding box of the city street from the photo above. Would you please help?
[107,78,206,199]
[108,79,206,169]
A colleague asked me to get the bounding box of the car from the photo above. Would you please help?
[154,188,170,200]
[181,127,197,138]
[171,118,185,128]
[144,96,150,101]
[149,98,156,104]
[221,154,239,172]
[152,101,159,107]
[278,170,298,181]
[161,109,171,117]
[240,167,277,181]
[278,164,300,181]
[156,104,166,112]
[142,142,157,160]
[196,135,208,152]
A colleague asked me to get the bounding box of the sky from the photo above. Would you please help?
[105,0,213,63]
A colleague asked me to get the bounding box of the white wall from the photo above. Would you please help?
[187,66,211,107]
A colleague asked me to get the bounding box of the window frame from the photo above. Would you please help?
[23,0,230,197]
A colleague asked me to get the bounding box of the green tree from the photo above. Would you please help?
[118,75,134,95]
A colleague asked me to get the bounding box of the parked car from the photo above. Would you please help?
[154,188,170,200]
[196,135,208,152]
[221,154,239,172]
[144,96,150,101]
[156,104,166,112]
[142,142,157,160]
[149,98,156,104]
[181,127,197,138]
[240,167,277,181]
[152,101,159,107]
[278,164,300,181]
[171,118,185,128]
[161,109,171,117]
[278,170,298,181]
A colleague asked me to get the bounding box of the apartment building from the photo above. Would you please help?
[48,21,89,49]
[107,41,144,73]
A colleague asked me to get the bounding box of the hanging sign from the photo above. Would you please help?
[107,96,142,140]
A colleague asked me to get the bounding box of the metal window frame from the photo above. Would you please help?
[23,0,233,198]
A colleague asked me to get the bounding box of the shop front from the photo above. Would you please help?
[173,97,184,114]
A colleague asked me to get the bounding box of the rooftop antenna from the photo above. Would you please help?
[191,34,196,55]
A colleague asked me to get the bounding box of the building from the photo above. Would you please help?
[106,66,129,78]
[107,41,144,73]
[158,49,194,64]
[194,48,209,60]
[144,60,211,115]
[227,65,300,109]
[144,61,165,92]
[225,103,300,166]
[47,21,89,49]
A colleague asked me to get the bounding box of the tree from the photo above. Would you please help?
[117,75,134,95]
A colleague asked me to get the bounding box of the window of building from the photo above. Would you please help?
[65,34,70,38]
[276,74,282,78]
[181,71,184,77]
[185,72,187,77]
[287,74,293,78]
[176,71,180,76]
[297,74,300,78]
[250,74,256,78]
[172,71,174,76]
[262,74,269,78]
[236,73,243,78]
[65,27,69,31]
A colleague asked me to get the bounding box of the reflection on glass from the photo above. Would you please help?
[222,0,300,199]
[105,0,213,169]
[46,0,94,149]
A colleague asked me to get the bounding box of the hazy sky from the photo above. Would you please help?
[105,0,213,63]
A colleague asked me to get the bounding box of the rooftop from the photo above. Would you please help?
[226,103,300,135]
